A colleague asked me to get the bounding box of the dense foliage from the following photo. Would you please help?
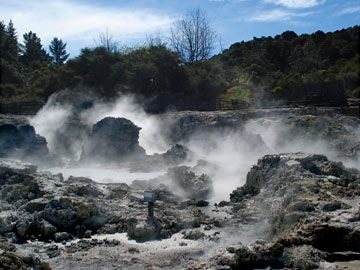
[0,19,358,109]
[0,21,67,104]
[216,26,359,104]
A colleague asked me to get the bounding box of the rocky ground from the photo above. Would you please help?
[1,151,360,269]
[0,157,229,269]
[0,106,360,269]
[226,152,360,269]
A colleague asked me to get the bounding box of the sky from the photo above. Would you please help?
[1,0,359,57]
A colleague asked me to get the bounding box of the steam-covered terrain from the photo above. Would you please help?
[0,95,360,269]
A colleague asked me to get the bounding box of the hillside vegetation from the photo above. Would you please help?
[0,21,358,110]
[216,26,359,105]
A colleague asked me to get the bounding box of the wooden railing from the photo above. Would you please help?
[145,96,249,113]
[0,102,44,115]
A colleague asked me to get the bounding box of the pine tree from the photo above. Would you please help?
[49,37,70,64]
[0,21,6,56]
[20,31,50,69]
[5,20,19,62]
[0,20,24,89]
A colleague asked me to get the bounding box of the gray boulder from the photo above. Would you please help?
[40,220,57,239]
[127,218,161,241]
[80,117,146,163]
[15,217,32,239]
[129,144,191,173]
[0,115,49,162]
[167,166,213,200]
[162,144,190,165]
[0,217,10,234]
[54,232,73,242]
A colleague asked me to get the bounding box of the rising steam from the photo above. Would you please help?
[30,94,170,159]
[79,95,170,155]
[186,128,269,202]
[29,92,360,202]
[29,96,72,153]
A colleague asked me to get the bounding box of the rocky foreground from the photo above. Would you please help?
[0,106,359,269]
[226,152,360,269]
[0,151,359,269]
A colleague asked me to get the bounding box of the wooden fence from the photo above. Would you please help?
[145,96,249,113]
[0,102,44,115]
[0,98,248,116]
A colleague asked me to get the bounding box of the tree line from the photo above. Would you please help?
[0,13,359,109]
[1,20,70,104]
[216,26,359,105]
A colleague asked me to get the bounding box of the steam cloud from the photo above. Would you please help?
[30,96,72,153]
[29,93,360,202]
[79,95,170,155]
[30,94,170,159]
[186,128,268,202]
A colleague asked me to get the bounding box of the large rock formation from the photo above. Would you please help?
[0,115,49,162]
[129,144,192,173]
[161,108,360,162]
[262,113,360,162]
[80,117,146,163]
[221,152,360,269]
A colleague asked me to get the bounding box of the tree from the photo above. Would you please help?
[66,46,124,97]
[20,31,50,68]
[126,45,187,96]
[4,20,19,62]
[0,20,24,93]
[169,8,216,63]
[95,28,118,52]
[49,37,70,64]
[145,31,166,47]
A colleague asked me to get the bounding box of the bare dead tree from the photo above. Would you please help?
[169,8,216,63]
[145,31,167,47]
[218,36,225,54]
[94,28,119,52]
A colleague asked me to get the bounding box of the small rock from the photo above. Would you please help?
[84,230,92,238]
[0,241,16,252]
[322,202,342,212]
[54,232,73,243]
[127,247,140,253]
[196,200,209,207]
[182,230,205,240]
[218,201,230,207]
